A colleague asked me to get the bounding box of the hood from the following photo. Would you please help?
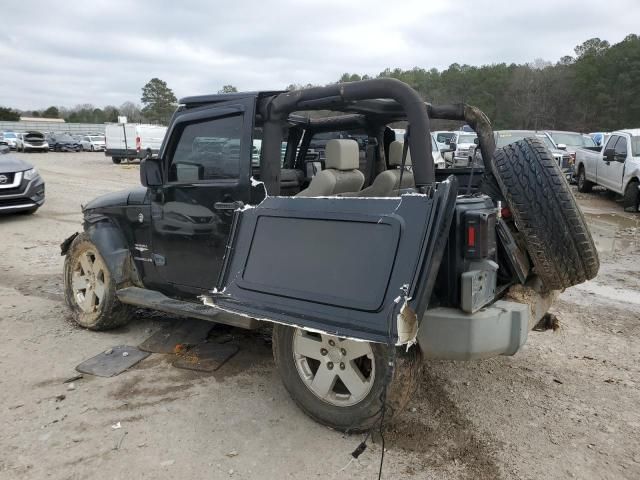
[0,155,33,174]
[83,187,148,211]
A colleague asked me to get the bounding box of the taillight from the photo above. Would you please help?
[135,136,141,152]
[501,207,512,219]
[467,225,476,247]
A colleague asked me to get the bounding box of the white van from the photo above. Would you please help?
[105,124,167,164]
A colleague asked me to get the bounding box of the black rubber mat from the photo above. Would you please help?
[138,319,214,354]
[172,342,239,372]
[76,346,150,377]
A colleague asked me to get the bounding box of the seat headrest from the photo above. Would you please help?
[389,141,412,166]
[325,139,359,170]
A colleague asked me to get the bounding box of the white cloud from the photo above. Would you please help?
[0,0,637,109]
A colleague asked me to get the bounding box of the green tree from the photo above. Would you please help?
[141,78,177,125]
[43,106,60,118]
[0,106,20,121]
[218,85,238,94]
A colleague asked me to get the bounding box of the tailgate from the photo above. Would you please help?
[204,178,457,344]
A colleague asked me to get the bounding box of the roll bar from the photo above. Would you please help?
[267,78,434,189]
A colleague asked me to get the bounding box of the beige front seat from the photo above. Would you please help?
[344,141,414,197]
[296,139,365,197]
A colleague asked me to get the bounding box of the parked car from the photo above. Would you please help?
[1,131,18,150]
[432,131,455,151]
[443,131,477,167]
[493,130,573,179]
[575,129,640,212]
[60,80,598,432]
[0,154,45,214]
[105,124,167,164]
[545,130,596,163]
[590,132,610,147]
[47,134,82,152]
[430,133,446,168]
[80,135,106,152]
[16,131,49,153]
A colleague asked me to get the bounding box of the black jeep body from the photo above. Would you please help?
[61,79,596,431]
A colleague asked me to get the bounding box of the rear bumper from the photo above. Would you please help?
[0,176,45,213]
[417,301,529,360]
[417,279,557,360]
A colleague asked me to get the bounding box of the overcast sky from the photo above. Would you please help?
[1,0,637,110]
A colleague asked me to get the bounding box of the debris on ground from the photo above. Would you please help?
[76,345,150,377]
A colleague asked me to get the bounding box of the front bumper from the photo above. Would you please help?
[23,143,49,152]
[0,173,45,213]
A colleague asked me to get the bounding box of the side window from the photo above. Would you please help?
[604,135,619,153]
[168,114,243,183]
[614,136,627,157]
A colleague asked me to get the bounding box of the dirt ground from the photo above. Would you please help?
[0,152,638,480]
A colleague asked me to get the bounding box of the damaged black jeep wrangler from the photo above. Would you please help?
[62,79,599,431]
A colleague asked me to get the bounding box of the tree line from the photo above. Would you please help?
[338,35,640,132]
[2,34,638,132]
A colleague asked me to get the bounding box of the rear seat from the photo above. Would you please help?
[342,141,414,197]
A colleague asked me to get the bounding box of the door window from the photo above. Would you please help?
[614,136,627,158]
[603,135,619,154]
[168,115,243,183]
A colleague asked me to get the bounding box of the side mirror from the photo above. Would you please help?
[557,143,567,150]
[140,157,162,187]
[448,142,457,152]
[603,148,615,162]
[473,138,479,145]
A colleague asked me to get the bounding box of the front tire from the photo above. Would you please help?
[272,325,420,432]
[112,157,122,164]
[577,166,593,193]
[63,233,132,330]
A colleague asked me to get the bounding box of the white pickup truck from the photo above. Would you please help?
[575,129,640,212]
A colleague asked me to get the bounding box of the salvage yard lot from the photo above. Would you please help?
[1,152,639,480]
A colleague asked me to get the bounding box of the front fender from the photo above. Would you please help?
[63,218,141,287]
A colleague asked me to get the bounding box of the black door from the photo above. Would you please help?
[150,99,254,295]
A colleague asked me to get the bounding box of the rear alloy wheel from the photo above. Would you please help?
[272,324,421,432]
[623,180,639,213]
[64,233,132,330]
[293,329,375,407]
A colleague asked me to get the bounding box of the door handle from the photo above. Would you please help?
[214,201,244,210]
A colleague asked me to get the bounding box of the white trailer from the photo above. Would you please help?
[105,124,167,164]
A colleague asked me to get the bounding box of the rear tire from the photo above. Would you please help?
[272,324,421,432]
[491,138,599,290]
[63,233,133,330]
[577,166,593,193]
[623,180,639,213]
[112,157,121,164]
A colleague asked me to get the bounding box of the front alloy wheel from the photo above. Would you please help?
[71,249,107,313]
[63,233,132,330]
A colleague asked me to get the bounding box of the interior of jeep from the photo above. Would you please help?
[252,112,424,197]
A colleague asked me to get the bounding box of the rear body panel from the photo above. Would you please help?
[206,179,457,344]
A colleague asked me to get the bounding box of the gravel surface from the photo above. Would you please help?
[0,152,638,480]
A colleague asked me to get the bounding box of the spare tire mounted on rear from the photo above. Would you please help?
[491,137,599,290]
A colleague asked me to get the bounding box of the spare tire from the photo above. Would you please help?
[491,137,599,290]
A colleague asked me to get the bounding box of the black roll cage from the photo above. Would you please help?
[252,78,497,197]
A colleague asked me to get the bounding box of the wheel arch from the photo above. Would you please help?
[64,218,142,287]
[623,174,640,192]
